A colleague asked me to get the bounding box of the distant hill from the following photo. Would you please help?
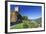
[31,17,42,24]
[34,17,42,24]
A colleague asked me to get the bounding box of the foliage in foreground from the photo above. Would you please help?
[10,16,42,29]
[11,20,40,29]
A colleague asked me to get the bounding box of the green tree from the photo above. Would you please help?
[22,16,28,20]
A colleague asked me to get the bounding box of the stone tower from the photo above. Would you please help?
[10,6,19,22]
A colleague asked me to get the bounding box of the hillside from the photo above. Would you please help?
[10,18,42,29]
[34,17,41,23]
[32,17,42,27]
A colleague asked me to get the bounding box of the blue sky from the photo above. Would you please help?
[10,5,42,19]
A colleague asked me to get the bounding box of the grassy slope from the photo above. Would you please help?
[11,20,40,29]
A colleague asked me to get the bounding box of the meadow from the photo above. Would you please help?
[10,16,41,29]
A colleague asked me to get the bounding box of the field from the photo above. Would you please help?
[10,19,41,29]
